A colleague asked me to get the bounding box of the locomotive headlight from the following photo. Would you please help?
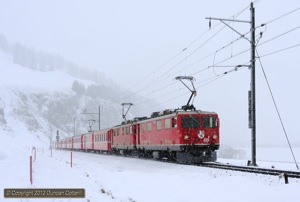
[213,134,218,140]
[184,135,189,140]
[198,130,205,139]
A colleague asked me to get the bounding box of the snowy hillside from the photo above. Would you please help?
[0,48,159,150]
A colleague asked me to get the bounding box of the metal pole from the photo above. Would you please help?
[99,106,101,130]
[250,2,257,166]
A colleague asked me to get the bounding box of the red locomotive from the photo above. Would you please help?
[56,76,220,163]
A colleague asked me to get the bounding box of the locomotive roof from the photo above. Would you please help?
[133,109,217,124]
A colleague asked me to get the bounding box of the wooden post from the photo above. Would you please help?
[284,173,289,184]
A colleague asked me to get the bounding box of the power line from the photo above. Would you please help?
[134,65,247,114]
[256,48,299,170]
[116,3,256,104]
[258,25,300,47]
[132,15,300,117]
[258,43,300,58]
[95,3,300,114]
[264,7,300,25]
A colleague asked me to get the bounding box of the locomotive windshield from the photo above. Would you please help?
[202,116,218,128]
[181,116,200,128]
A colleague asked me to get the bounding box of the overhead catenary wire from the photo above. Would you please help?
[115,3,256,104]
[124,23,300,112]
[264,7,300,25]
[118,22,300,107]
[208,24,300,70]
[134,65,247,114]
[116,2,299,115]
[258,43,300,58]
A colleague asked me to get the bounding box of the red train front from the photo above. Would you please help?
[136,109,219,163]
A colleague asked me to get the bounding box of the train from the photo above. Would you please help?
[56,108,220,164]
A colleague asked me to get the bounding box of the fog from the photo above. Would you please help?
[0,0,299,148]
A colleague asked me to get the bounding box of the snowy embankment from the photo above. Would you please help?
[1,144,300,202]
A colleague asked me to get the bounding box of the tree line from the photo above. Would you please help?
[0,33,106,85]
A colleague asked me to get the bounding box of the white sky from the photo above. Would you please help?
[0,0,300,147]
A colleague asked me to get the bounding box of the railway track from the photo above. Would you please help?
[61,149,300,181]
[201,162,300,179]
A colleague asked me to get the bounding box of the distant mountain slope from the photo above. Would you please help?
[0,48,159,148]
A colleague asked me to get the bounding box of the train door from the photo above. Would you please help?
[92,133,94,150]
[81,134,84,150]
[107,129,112,151]
[132,124,137,146]
[136,124,140,145]
[72,137,74,150]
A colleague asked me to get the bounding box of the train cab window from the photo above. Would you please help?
[156,120,162,130]
[147,122,152,131]
[202,116,218,128]
[126,127,129,134]
[172,118,177,128]
[130,126,133,134]
[181,116,200,128]
[133,125,136,134]
[165,119,170,129]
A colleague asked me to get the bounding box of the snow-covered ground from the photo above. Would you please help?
[1,48,300,202]
[1,140,299,202]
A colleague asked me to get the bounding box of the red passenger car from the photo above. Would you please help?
[66,137,73,150]
[73,134,83,150]
[83,132,94,151]
[93,129,112,152]
[111,122,137,154]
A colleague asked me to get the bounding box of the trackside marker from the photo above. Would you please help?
[30,156,32,185]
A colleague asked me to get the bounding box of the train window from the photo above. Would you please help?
[156,120,162,130]
[130,126,132,134]
[181,116,200,128]
[141,124,145,133]
[126,127,129,134]
[147,122,152,131]
[165,119,170,129]
[202,116,218,128]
